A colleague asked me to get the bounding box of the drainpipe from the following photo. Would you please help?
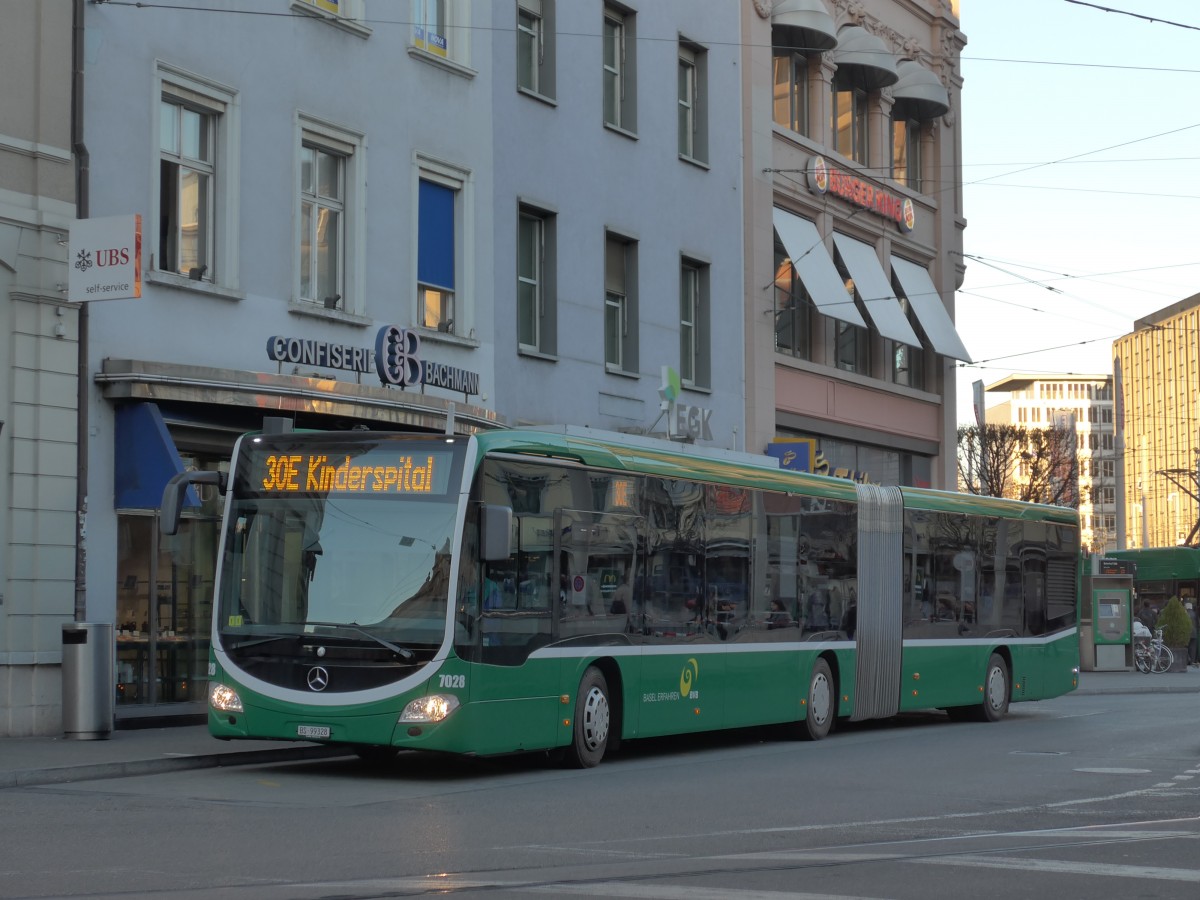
[72,0,90,621]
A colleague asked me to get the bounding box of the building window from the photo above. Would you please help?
[410,0,468,65]
[678,41,707,163]
[772,50,809,135]
[299,142,345,308]
[518,204,557,355]
[419,179,456,332]
[159,97,215,280]
[892,297,925,388]
[605,232,638,373]
[296,116,363,312]
[831,319,869,374]
[517,0,555,98]
[603,5,637,133]
[680,259,710,388]
[411,0,447,56]
[832,84,868,164]
[155,68,238,289]
[415,156,471,336]
[772,239,811,360]
[892,118,922,190]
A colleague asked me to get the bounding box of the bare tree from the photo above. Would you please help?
[957,424,1079,508]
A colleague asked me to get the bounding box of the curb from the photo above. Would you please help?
[0,744,352,791]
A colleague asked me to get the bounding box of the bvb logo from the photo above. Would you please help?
[374,325,422,388]
[679,658,698,701]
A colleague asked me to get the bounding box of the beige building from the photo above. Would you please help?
[984,374,1115,553]
[1112,297,1200,550]
[742,0,969,489]
[0,0,78,735]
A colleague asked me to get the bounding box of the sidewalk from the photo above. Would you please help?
[2,667,1197,790]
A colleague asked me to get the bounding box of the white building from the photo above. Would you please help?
[984,374,1116,553]
[2,0,745,735]
[2,0,972,735]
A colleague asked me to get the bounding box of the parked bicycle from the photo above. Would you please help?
[1134,628,1174,674]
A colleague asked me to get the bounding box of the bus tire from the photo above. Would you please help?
[980,653,1010,722]
[800,658,834,741]
[565,667,611,768]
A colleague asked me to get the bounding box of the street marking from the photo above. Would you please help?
[1073,767,1150,774]
[920,855,1200,882]
[534,885,889,900]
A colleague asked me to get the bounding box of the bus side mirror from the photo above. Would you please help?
[160,470,225,536]
[480,504,513,562]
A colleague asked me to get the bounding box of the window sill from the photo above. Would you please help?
[605,364,639,380]
[287,300,371,326]
[679,154,710,171]
[517,86,557,107]
[681,380,712,395]
[289,1,372,38]
[147,270,245,302]
[416,326,480,349]
[518,346,558,362]
[407,46,477,79]
[603,122,638,141]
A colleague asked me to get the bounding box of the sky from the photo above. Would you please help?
[953,0,1200,425]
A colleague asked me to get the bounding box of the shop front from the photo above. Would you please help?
[97,344,499,716]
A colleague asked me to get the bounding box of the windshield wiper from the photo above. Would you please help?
[303,621,416,660]
[221,633,300,651]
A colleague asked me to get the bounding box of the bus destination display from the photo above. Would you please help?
[256,451,450,495]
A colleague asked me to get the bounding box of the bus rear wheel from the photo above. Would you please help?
[799,658,834,741]
[565,667,611,768]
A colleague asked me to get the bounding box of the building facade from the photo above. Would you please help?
[742,0,968,489]
[1113,296,1200,551]
[2,0,747,735]
[1,0,77,736]
[3,0,971,736]
[984,374,1116,554]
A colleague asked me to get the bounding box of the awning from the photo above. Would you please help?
[114,402,199,510]
[891,60,950,120]
[890,256,972,362]
[832,234,920,347]
[831,25,898,91]
[771,0,838,54]
[773,208,866,328]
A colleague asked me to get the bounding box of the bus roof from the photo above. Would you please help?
[473,427,1078,526]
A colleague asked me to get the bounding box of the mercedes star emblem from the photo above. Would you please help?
[307,666,330,692]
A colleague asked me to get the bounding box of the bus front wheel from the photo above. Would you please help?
[800,658,834,741]
[565,667,611,768]
[980,653,1011,722]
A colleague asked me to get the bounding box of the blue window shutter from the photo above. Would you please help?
[418,179,455,290]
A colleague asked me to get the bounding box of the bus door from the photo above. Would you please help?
[552,508,643,719]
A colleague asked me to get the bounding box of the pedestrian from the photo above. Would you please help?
[1136,601,1157,633]
[1185,600,1200,667]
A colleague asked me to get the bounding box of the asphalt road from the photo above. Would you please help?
[3,688,1198,900]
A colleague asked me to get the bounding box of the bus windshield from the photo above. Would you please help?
[216,435,466,648]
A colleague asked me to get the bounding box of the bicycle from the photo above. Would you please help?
[1134,628,1174,674]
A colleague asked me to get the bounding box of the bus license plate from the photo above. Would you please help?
[297,725,331,739]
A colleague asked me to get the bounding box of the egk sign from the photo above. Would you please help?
[807,155,915,233]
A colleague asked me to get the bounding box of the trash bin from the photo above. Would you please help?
[62,622,114,740]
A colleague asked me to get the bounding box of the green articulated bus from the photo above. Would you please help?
[162,424,1081,767]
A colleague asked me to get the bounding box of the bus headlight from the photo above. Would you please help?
[400,694,460,724]
[209,682,243,713]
